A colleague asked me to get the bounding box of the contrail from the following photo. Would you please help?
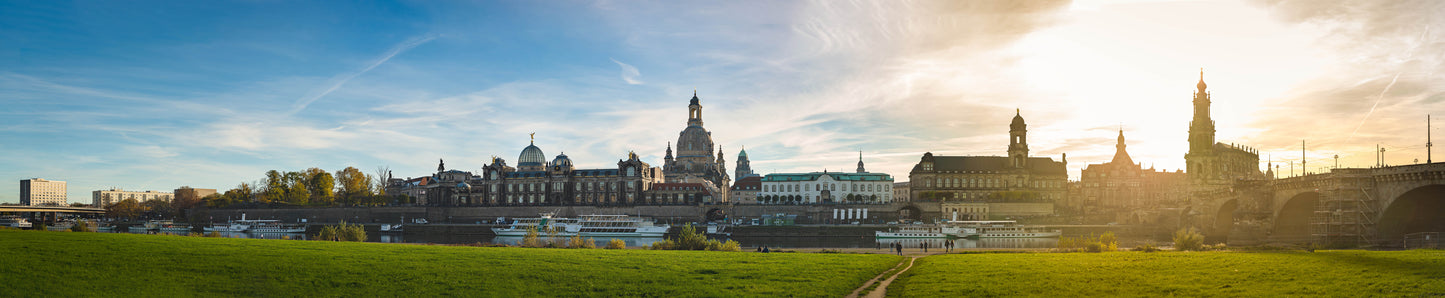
[1345,72,1401,142]
[290,34,439,114]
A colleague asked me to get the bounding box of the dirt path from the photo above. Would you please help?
[846,256,918,298]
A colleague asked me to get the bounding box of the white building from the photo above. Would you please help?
[21,178,67,206]
[92,188,174,207]
[757,172,894,204]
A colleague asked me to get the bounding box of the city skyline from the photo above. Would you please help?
[3,0,1443,203]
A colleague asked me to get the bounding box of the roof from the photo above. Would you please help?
[760,172,894,182]
[912,155,1066,175]
[731,176,761,190]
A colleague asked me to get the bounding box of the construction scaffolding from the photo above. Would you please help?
[1311,188,1379,247]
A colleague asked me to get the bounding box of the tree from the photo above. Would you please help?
[307,168,335,205]
[263,170,285,203]
[336,167,371,205]
[286,181,309,205]
[106,198,142,220]
[374,166,391,197]
[142,199,174,220]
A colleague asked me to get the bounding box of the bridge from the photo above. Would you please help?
[0,205,105,214]
[1189,163,1445,247]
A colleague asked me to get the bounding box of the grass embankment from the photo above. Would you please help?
[888,250,1445,297]
[0,230,900,297]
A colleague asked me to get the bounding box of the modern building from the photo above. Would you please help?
[1079,130,1188,212]
[20,178,66,206]
[907,110,1069,203]
[663,92,730,201]
[1185,70,1263,186]
[173,186,217,203]
[891,182,910,202]
[93,188,174,207]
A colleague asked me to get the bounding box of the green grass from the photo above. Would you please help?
[0,230,901,297]
[888,250,1445,297]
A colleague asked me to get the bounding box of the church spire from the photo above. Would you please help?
[856,151,866,173]
[1112,129,1134,166]
[1197,68,1207,91]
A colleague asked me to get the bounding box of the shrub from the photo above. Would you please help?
[1085,242,1104,253]
[34,224,47,231]
[1099,232,1118,251]
[649,239,676,250]
[207,231,222,237]
[315,221,367,242]
[606,238,626,249]
[675,223,709,250]
[718,240,741,252]
[1173,227,1205,251]
[1133,242,1161,252]
[70,220,88,232]
[521,226,542,248]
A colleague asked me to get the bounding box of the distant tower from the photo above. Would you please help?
[856,151,867,173]
[1008,109,1029,168]
[1186,69,1216,181]
[735,146,755,181]
[1112,129,1133,166]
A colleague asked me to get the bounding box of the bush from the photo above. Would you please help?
[1133,242,1161,252]
[521,226,542,248]
[565,235,597,249]
[207,231,222,237]
[70,220,88,232]
[1099,232,1118,251]
[1085,242,1104,253]
[315,221,367,242]
[674,223,709,250]
[718,240,741,252]
[606,239,627,249]
[649,239,676,250]
[1173,227,1205,251]
[33,224,47,231]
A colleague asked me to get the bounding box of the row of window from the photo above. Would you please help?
[923,177,1063,189]
[761,182,891,193]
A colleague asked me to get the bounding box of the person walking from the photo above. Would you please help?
[896,243,903,255]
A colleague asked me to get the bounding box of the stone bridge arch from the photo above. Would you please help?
[1271,191,1320,243]
[1375,184,1445,242]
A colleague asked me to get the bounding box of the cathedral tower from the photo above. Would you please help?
[1186,69,1216,180]
[1009,109,1029,168]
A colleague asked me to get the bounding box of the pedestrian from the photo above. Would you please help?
[763,245,770,253]
[756,246,762,253]
[895,243,902,255]
[877,241,882,251]
[923,242,928,253]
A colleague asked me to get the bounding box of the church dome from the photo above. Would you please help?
[1010,109,1026,130]
[551,153,573,168]
[676,125,714,157]
[518,144,546,168]
[1197,69,1207,91]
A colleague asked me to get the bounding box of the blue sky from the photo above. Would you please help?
[3,1,1442,203]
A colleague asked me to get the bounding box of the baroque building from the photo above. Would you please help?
[735,146,758,181]
[663,92,730,201]
[757,171,894,204]
[1184,70,1263,186]
[908,110,1069,203]
[1079,130,1188,213]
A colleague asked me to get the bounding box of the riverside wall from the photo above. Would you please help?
[196,203,944,226]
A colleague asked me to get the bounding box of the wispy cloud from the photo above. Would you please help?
[610,58,644,85]
[289,33,439,114]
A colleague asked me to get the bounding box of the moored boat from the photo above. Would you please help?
[949,220,1060,238]
[875,224,967,238]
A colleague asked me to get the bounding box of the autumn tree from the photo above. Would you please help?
[106,198,142,220]
[335,167,371,206]
[142,199,175,219]
[307,168,335,205]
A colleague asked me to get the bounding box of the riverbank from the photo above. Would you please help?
[0,230,900,297]
[886,250,1445,297]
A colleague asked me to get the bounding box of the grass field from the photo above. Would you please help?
[0,230,901,297]
[887,250,1445,297]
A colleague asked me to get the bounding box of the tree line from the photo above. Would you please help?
[103,166,411,220]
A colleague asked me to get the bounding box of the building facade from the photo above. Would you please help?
[93,188,174,207]
[892,182,910,202]
[908,111,1069,203]
[757,171,894,204]
[1185,71,1263,186]
[1079,130,1188,212]
[730,176,761,204]
[663,92,730,201]
[20,178,66,206]
[174,186,217,204]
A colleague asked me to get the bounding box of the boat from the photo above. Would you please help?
[491,213,579,236]
[705,223,731,237]
[875,224,967,238]
[46,221,76,231]
[949,220,1061,238]
[380,224,403,233]
[247,220,306,233]
[203,214,254,232]
[571,215,670,237]
[0,217,33,229]
[158,223,192,233]
[491,213,669,237]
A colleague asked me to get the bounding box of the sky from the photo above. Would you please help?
[1,0,1442,204]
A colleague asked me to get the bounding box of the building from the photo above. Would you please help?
[1079,130,1188,212]
[93,188,174,207]
[892,182,910,202]
[20,178,66,206]
[1185,70,1263,186]
[173,186,217,204]
[645,182,723,205]
[735,146,758,181]
[663,92,730,201]
[908,110,1069,203]
[730,176,762,204]
[389,135,677,206]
